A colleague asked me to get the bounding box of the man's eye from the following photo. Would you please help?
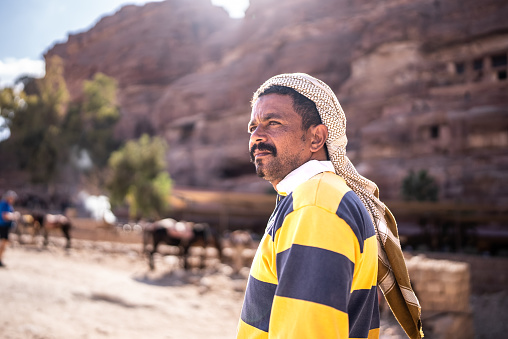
[249,126,256,133]
[269,121,280,126]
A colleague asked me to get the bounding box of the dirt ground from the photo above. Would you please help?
[0,235,505,339]
[0,237,246,339]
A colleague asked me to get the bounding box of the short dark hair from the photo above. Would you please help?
[254,85,322,131]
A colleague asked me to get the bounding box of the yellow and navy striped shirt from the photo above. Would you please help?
[237,166,379,338]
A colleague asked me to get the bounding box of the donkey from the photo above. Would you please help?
[143,218,222,270]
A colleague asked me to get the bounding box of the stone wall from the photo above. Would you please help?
[422,252,508,294]
[406,255,474,339]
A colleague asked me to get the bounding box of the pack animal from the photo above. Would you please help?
[14,212,71,248]
[227,230,254,274]
[14,213,44,243]
[42,213,72,248]
[143,218,222,270]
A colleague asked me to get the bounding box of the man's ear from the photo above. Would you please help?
[309,124,328,154]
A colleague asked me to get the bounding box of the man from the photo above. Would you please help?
[237,73,423,339]
[0,190,19,267]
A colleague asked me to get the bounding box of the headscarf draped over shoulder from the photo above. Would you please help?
[253,73,423,339]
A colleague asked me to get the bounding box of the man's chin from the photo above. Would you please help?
[255,166,265,178]
[255,160,278,181]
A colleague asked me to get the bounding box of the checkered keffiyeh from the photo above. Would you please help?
[253,73,423,339]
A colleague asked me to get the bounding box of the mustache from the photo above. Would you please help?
[250,143,277,162]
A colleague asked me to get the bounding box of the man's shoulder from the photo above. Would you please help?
[294,172,376,243]
[300,171,351,196]
[292,172,353,212]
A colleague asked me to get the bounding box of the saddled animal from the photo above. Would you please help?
[14,212,71,248]
[14,213,44,243]
[143,218,222,270]
[226,230,254,274]
[43,213,72,248]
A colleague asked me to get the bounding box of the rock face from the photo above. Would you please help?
[47,0,234,139]
[45,0,508,205]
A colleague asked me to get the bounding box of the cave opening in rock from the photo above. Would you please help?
[491,54,507,68]
[497,70,507,81]
[180,123,195,142]
[430,125,440,139]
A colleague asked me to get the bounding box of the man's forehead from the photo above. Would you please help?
[250,94,296,119]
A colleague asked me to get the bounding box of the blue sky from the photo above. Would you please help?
[0,0,249,88]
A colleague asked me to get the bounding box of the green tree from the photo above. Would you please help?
[401,169,439,201]
[37,55,69,122]
[12,56,69,184]
[6,56,71,184]
[1,63,121,189]
[59,72,120,187]
[0,87,25,144]
[0,87,27,169]
[80,73,120,168]
[107,134,171,219]
[0,86,26,120]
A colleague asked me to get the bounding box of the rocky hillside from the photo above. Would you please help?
[45,0,508,204]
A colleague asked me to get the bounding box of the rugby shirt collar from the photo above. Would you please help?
[276,160,334,196]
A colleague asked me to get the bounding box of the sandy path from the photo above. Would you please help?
[0,240,246,339]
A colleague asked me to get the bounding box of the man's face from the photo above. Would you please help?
[248,93,312,187]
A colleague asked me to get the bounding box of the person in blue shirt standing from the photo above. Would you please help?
[0,190,19,267]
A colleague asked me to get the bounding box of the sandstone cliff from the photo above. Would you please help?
[45,0,508,205]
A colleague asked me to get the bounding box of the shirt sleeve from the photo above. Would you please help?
[270,205,360,338]
[0,201,11,223]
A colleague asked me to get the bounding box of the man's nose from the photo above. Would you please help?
[250,125,267,144]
